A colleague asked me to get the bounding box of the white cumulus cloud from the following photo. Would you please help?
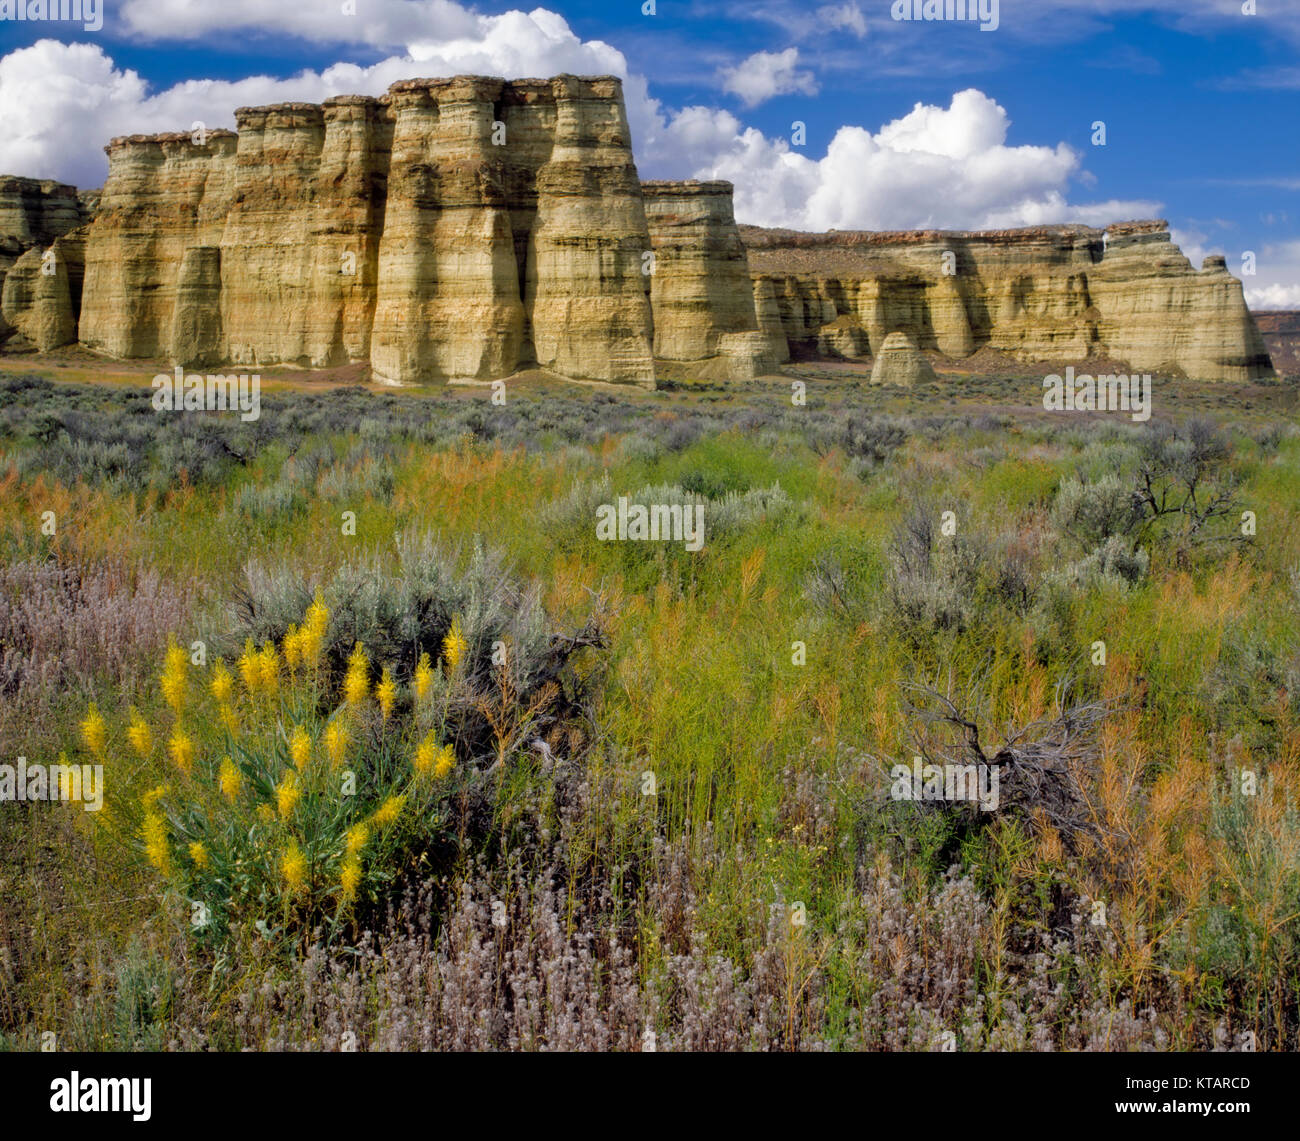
[0,21,1188,245]
[1243,241,1300,310]
[719,48,819,107]
[682,89,1160,231]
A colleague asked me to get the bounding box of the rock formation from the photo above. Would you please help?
[870,331,936,386]
[1,244,76,352]
[1254,310,1300,379]
[741,222,1274,382]
[75,76,657,387]
[0,76,1276,386]
[642,180,759,358]
[0,176,92,348]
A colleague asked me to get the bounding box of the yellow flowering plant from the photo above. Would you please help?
[86,549,602,946]
[97,595,467,943]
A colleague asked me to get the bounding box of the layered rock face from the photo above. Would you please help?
[1254,311,1300,379]
[0,176,91,276]
[0,177,94,348]
[80,130,237,360]
[1,244,76,351]
[870,331,935,386]
[74,75,656,386]
[1086,223,1273,382]
[524,76,655,386]
[1,77,1275,386]
[643,181,760,359]
[741,221,1274,381]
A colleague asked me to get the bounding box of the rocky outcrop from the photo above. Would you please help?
[369,80,520,383]
[1,76,1276,386]
[79,130,237,359]
[643,180,758,360]
[1087,222,1273,383]
[526,76,655,387]
[1254,310,1300,379]
[70,76,657,386]
[1,243,76,351]
[0,177,93,349]
[741,221,1273,382]
[870,331,935,386]
[751,276,790,362]
[0,176,90,275]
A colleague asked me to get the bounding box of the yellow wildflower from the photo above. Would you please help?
[237,638,259,694]
[142,813,169,874]
[442,618,467,670]
[289,724,311,770]
[343,643,369,706]
[300,595,329,668]
[305,592,329,639]
[299,630,321,669]
[413,735,435,775]
[324,722,349,768]
[188,841,209,869]
[282,842,307,893]
[256,803,275,824]
[376,667,397,721]
[167,727,195,775]
[340,855,362,901]
[275,772,300,821]
[80,703,107,760]
[371,795,404,828]
[413,651,434,701]
[219,703,240,736]
[256,641,279,696]
[283,624,302,671]
[433,743,455,780]
[345,822,369,855]
[210,660,234,704]
[160,638,188,712]
[142,783,168,810]
[126,708,152,758]
[218,755,242,801]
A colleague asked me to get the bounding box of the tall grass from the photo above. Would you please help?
[1,374,1297,1050]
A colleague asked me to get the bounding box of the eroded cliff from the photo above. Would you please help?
[75,75,657,387]
[0,76,1276,386]
[0,176,93,349]
[741,219,1274,381]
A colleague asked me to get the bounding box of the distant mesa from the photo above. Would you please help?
[0,76,1276,386]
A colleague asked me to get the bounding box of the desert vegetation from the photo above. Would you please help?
[1,370,1298,1051]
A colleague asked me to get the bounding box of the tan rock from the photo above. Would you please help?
[370,78,523,383]
[870,331,936,387]
[751,275,790,362]
[643,180,759,361]
[1087,222,1273,382]
[0,176,89,276]
[12,80,1272,387]
[0,176,91,345]
[718,331,779,379]
[929,272,975,357]
[0,243,76,351]
[741,221,1273,381]
[171,246,223,368]
[527,76,655,387]
[80,130,237,359]
[815,313,868,358]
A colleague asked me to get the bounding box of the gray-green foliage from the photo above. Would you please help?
[221,530,551,694]
[1046,534,1150,593]
[544,474,800,547]
[1051,473,1143,550]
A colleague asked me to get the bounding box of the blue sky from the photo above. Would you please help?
[1,0,1297,304]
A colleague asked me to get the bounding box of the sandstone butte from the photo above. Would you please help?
[0,74,1277,386]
